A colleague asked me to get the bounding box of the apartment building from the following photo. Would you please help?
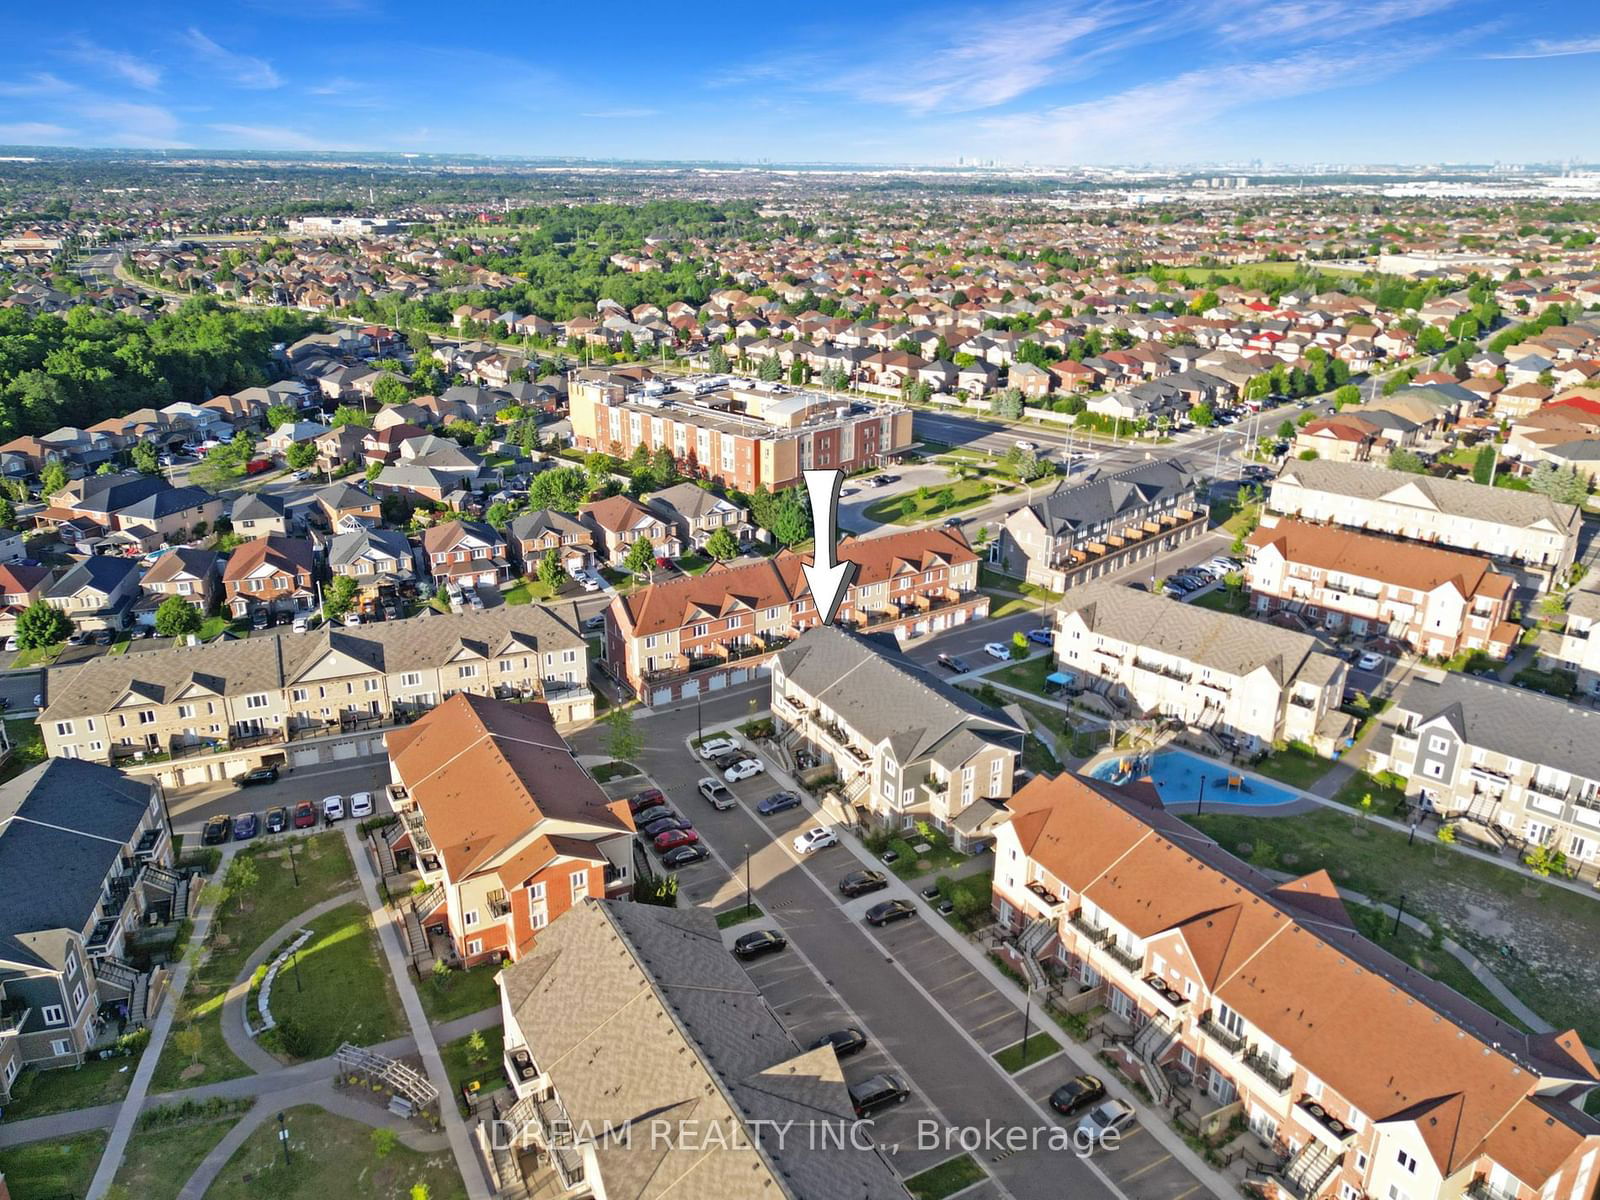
[992,772,1600,1200]
[38,606,593,788]
[770,625,1024,847]
[1054,583,1349,751]
[605,527,986,705]
[1,759,181,1100]
[484,899,906,1199]
[1373,671,1600,871]
[994,459,1207,591]
[381,694,633,969]
[569,370,913,492]
[1245,519,1518,658]
[1269,459,1581,587]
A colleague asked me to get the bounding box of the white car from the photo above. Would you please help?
[349,791,374,819]
[793,827,839,855]
[321,795,345,821]
[1015,439,1038,451]
[698,736,739,759]
[983,642,1010,660]
[580,572,602,593]
[1075,1099,1136,1150]
[1357,651,1385,672]
[724,758,767,783]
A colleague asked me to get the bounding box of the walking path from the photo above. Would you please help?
[83,844,239,1200]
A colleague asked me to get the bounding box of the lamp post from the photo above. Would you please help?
[291,944,303,993]
[1197,774,1206,816]
[278,1111,291,1165]
[286,837,299,887]
[744,845,753,917]
[1392,893,1407,938]
[1020,977,1033,1063]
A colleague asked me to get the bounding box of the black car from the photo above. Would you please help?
[264,805,289,834]
[239,766,279,787]
[936,653,971,673]
[839,869,889,898]
[848,1073,909,1118]
[201,814,231,845]
[641,815,692,838]
[941,516,964,528]
[810,1027,868,1058]
[711,750,746,771]
[662,844,709,868]
[632,805,674,828]
[1049,1074,1107,1116]
[732,929,787,959]
[865,899,916,927]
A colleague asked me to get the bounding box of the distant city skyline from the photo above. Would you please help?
[2,0,1598,165]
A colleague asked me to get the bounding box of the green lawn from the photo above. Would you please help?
[993,1034,1062,1073]
[591,760,639,783]
[676,551,713,575]
[1249,742,1333,791]
[904,1153,988,1200]
[10,641,64,668]
[992,653,1055,695]
[1,715,46,786]
[197,614,236,641]
[984,592,1045,618]
[0,1050,140,1119]
[205,1104,468,1200]
[151,832,357,1093]
[111,1114,241,1197]
[418,961,506,1024]
[862,478,994,525]
[1190,585,1247,614]
[439,1026,506,1114]
[1329,768,1409,816]
[0,1130,107,1197]
[884,830,968,881]
[501,579,535,605]
[934,871,997,933]
[715,902,764,929]
[263,902,406,1060]
[977,567,1062,605]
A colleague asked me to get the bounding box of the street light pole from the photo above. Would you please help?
[278,1111,291,1165]
[1020,979,1033,1062]
[744,845,753,916]
[286,837,299,887]
[1197,775,1206,815]
[291,945,303,993]
[1392,893,1407,938]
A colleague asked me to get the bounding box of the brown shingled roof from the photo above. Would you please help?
[1247,518,1503,600]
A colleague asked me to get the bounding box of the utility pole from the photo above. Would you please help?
[1391,893,1407,938]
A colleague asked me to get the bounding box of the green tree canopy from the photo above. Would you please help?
[704,527,740,561]
[16,599,70,649]
[371,373,410,406]
[624,536,656,574]
[323,574,358,621]
[131,441,160,475]
[285,441,318,471]
[154,594,204,638]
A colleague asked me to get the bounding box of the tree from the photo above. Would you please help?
[624,536,656,574]
[1471,443,1496,485]
[466,1029,490,1065]
[365,461,383,484]
[330,405,373,428]
[226,854,259,914]
[1530,461,1589,505]
[602,705,642,763]
[704,527,740,561]
[0,495,12,529]
[485,500,516,530]
[584,452,619,493]
[1331,384,1361,409]
[1386,448,1425,473]
[39,461,67,499]
[173,1026,203,1066]
[758,354,783,382]
[1277,419,1296,440]
[430,958,452,992]
[371,1128,399,1159]
[265,404,297,430]
[1525,842,1569,881]
[537,548,566,589]
[285,442,318,471]
[1416,326,1446,355]
[372,373,410,407]
[1190,403,1215,427]
[132,441,160,475]
[411,1185,432,1200]
[992,388,1024,420]
[15,600,70,650]
[323,574,357,621]
[154,595,203,639]
[707,345,730,374]
[528,467,588,513]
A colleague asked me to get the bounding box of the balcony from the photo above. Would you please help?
[1105,941,1144,973]
[1295,1096,1358,1146]
[1068,909,1111,947]
[1142,972,1188,1010]
[1133,657,1192,684]
[1242,1048,1293,1094]
[504,1045,540,1098]
[1198,1011,1246,1056]
[0,1006,28,1037]
[1466,1177,1521,1200]
[1526,777,1572,803]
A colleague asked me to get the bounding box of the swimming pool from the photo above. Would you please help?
[1087,749,1299,808]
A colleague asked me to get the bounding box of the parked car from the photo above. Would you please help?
[1026,628,1053,646]
[792,827,839,855]
[1015,440,1037,451]
[809,1027,867,1058]
[724,758,766,783]
[92,629,114,646]
[581,614,605,632]
[941,516,964,528]
[628,788,667,815]
[232,812,259,841]
[201,814,231,845]
[264,805,289,834]
[239,766,279,787]
[631,805,674,828]
[2,636,16,651]
[839,868,889,898]
[711,750,747,771]
[321,795,345,821]
[756,791,802,816]
[1357,651,1385,672]
[698,778,736,809]
[1075,1099,1136,1149]
[349,792,374,819]
[865,899,916,926]
[731,929,787,959]
[847,1073,909,1118]
[1049,1075,1107,1116]
[641,815,692,838]
[983,642,1010,660]
[697,736,739,759]
[662,844,710,868]
[936,653,971,673]
[251,609,270,630]
[653,828,700,852]
[292,800,317,829]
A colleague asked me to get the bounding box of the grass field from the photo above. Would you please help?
[1249,742,1334,791]
[0,1050,141,1119]
[419,961,506,1024]
[0,715,46,786]
[111,1114,241,1196]
[993,1035,1062,1073]
[264,901,405,1060]
[439,1026,506,1114]
[904,1153,988,1200]
[0,1130,107,1197]
[991,653,1055,695]
[715,902,764,929]
[862,478,994,525]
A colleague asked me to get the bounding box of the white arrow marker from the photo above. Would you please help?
[802,468,856,626]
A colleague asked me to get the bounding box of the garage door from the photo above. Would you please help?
[681,680,699,698]
[652,688,673,706]
[730,669,748,685]
[179,765,212,788]
[708,674,726,692]
[479,572,497,587]
[292,748,320,769]
[914,620,929,636]
[332,740,361,761]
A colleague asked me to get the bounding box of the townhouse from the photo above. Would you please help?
[38,605,593,788]
[1054,582,1350,751]
[506,510,593,577]
[1244,519,1518,658]
[35,473,178,542]
[136,547,221,621]
[222,534,316,620]
[1,760,182,1099]
[1373,671,1600,871]
[327,527,415,612]
[771,625,1024,847]
[580,495,680,566]
[993,459,1207,591]
[380,693,633,968]
[1270,459,1580,587]
[420,519,509,589]
[991,772,1600,1200]
[606,527,986,704]
[1553,580,1600,697]
[0,561,53,635]
[642,481,753,552]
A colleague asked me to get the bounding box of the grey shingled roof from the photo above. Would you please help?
[118,484,216,521]
[1390,670,1600,781]
[1274,458,1581,532]
[499,899,904,1200]
[328,527,412,569]
[1026,459,1198,539]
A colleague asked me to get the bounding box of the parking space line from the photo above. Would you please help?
[1115,1153,1173,1183]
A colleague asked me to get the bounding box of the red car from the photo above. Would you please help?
[654,828,700,852]
[292,800,317,830]
[628,789,666,815]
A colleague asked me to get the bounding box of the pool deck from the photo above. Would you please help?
[1084,747,1322,815]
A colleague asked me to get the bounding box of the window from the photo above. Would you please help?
[400,673,421,687]
[71,982,85,1010]
[1428,735,1449,754]
[244,694,269,710]
[291,689,309,703]
[66,947,78,977]
[1397,1150,1418,1174]
[137,710,156,725]
[177,704,195,720]
[1340,1186,1360,1200]
[50,1038,71,1057]
[466,938,483,956]
[1422,759,1443,779]
[571,871,589,902]
[1355,1152,1368,1173]
[55,721,73,737]
[458,664,478,678]
[463,910,479,927]
[365,678,381,692]
[42,1004,65,1026]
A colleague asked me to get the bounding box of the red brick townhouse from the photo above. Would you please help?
[604,527,987,705]
[992,772,1600,1200]
[382,693,635,968]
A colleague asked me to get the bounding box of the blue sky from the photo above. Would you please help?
[1,0,1598,165]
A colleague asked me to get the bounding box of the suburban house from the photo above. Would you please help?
[1269,459,1581,587]
[420,520,509,589]
[605,527,987,704]
[581,495,681,567]
[43,556,143,632]
[109,485,223,551]
[643,481,753,552]
[771,625,1024,847]
[1053,582,1350,752]
[327,527,415,598]
[310,481,382,532]
[1372,671,1600,873]
[991,771,1600,1200]
[313,425,366,473]
[38,606,594,788]
[381,694,634,969]
[35,474,178,541]
[1244,519,1518,658]
[0,760,182,1099]
[507,510,593,577]
[0,526,23,564]
[136,547,221,620]
[221,535,316,620]
[229,492,289,538]
[0,562,54,635]
[481,899,904,1199]
[994,460,1207,591]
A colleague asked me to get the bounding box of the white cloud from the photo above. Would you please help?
[182,28,283,89]
[75,99,182,147]
[65,38,162,90]
[0,72,73,97]
[209,123,331,150]
[1483,35,1600,59]
[580,107,659,119]
[0,122,72,142]
[1213,0,1461,44]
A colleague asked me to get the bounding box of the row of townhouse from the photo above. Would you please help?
[37,605,593,789]
[993,459,1208,591]
[603,527,986,705]
[1244,518,1520,659]
[992,772,1600,1200]
[1,759,183,1100]
[1268,459,1582,589]
[1553,579,1600,698]
[1370,670,1600,872]
[768,625,1025,848]
[1053,582,1352,753]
